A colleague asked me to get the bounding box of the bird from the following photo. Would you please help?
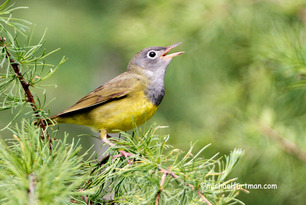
[49,42,184,150]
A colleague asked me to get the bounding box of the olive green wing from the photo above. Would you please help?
[53,72,142,117]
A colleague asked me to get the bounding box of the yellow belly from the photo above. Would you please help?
[59,91,158,132]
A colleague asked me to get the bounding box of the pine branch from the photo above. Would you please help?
[155,170,167,205]
[0,0,66,144]
[28,173,36,205]
[1,37,50,142]
[260,124,306,162]
[0,120,91,204]
[156,167,212,205]
[83,126,245,204]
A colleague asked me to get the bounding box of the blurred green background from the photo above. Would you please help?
[1,0,306,204]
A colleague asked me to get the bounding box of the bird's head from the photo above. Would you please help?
[128,42,184,75]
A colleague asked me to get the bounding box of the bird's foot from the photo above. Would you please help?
[101,135,116,147]
[112,150,134,165]
[100,130,134,164]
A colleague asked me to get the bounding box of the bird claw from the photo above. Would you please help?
[112,150,134,164]
[100,131,134,164]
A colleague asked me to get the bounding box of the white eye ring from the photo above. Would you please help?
[147,50,157,59]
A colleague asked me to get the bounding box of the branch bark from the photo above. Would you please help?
[260,124,306,162]
[157,167,212,205]
[155,171,167,205]
[1,37,51,143]
[28,173,36,205]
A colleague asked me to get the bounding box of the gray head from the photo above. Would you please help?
[128,42,184,73]
[128,42,184,106]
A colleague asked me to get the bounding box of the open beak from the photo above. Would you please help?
[161,42,184,59]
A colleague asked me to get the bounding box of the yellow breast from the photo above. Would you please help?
[63,90,157,132]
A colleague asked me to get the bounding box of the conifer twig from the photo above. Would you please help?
[155,171,167,205]
[157,167,212,205]
[85,155,110,186]
[260,124,306,162]
[28,173,36,205]
[0,37,51,143]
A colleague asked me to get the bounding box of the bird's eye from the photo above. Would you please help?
[147,50,157,59]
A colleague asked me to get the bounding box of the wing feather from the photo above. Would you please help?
[53,72,144,117]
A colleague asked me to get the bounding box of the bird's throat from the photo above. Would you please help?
[129,64,167,107]
[144,72,166,106]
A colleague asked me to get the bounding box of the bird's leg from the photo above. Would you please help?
[131,130,136,138]
[99,129,115,147]
[99,129,134,164]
